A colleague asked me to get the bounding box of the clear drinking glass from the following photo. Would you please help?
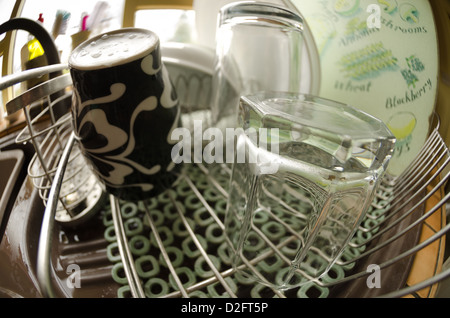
[210,1,320,131]
[224,91,396,290]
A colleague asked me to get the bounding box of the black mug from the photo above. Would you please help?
[69,28,181,201]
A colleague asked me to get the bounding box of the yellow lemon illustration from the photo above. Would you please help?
[387,112,417,141]
[334,0,360,16]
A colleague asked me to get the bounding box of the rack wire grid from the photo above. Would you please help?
[2,61,449,299]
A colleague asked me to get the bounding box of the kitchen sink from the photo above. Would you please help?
[0,148,24,234]
[0,126,114,298]
[0,135,39,298]
[0,163,117,298]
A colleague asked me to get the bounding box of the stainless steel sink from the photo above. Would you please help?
[0,149,24,234]
[0,135,116,298]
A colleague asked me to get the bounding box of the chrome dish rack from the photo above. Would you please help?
[2,61,449,298]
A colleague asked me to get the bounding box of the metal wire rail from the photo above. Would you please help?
[39,128,448,298]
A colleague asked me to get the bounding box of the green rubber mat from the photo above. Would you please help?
[101,163,391,298]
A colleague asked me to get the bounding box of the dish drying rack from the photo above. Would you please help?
[2,65,105,227]
[2,61,449,299]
